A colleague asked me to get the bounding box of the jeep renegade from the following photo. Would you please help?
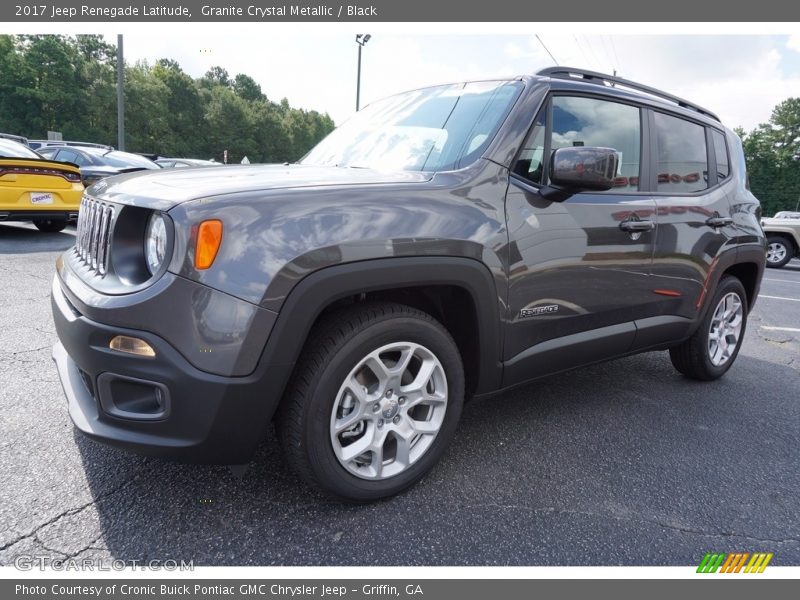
[52,68,766,500]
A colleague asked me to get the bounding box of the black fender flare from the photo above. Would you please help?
[257,256,504,413]
[695,244,766,328]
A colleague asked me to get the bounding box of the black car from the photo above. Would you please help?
[52,68,766,501]
[38,145,159,186]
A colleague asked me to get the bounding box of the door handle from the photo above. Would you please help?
[705,215,733,228]
[619,219,655,232]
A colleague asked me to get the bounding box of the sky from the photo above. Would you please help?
[108,32,800,131]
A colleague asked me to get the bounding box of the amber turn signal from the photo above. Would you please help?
[195,220,223,270]
[109,335,156,358]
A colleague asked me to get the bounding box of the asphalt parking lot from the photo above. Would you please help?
[0,222,798,566]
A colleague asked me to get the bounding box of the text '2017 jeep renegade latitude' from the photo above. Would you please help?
[52,68,766,501]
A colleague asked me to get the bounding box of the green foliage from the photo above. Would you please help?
[740,97,800,216]
[0,35,335,163]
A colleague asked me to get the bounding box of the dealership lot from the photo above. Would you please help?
[0,222,798,566]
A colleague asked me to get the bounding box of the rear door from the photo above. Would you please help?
[644,111,737,331]
[503,93,659,386]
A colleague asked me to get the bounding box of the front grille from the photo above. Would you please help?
[74,197,114,276]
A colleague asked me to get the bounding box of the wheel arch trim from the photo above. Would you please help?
[258,256,504,403]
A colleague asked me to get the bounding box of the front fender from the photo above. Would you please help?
[257,257,504,397]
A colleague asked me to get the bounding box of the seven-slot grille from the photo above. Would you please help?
[74,197,114,276]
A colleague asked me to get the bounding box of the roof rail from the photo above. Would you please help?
[536,67,720,122]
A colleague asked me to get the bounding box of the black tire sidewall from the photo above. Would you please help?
[696,277,749,379]
[302,315,464,501]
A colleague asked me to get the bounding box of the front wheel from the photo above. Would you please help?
[276,302,464,501]
[669,276,748,381]
[766,235,792,268]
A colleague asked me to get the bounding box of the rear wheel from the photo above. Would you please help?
[766,235,792,268]
[33,218,67,233]
[669,276,748,381]
[276,302,464,501]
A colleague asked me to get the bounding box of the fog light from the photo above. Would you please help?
[109,335,156,358]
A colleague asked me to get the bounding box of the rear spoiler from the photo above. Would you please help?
[0,157,82,182]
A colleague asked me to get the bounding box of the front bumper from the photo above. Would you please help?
[51,277,292,464]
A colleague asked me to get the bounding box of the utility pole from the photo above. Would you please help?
[355,34,371,111]
[117,34,125,151]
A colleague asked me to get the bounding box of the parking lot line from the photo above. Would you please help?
[759,295,800,302]
[764,278,800,284]
[760,326,800,333]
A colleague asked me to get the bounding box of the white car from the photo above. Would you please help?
[762,216,800,267]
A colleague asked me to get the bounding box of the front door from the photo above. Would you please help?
[504,94,658,386]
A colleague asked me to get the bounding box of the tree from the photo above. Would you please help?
[202,85,256,162]
[14,35,84,136]
[124,62,171,152]
[233,73,265,102]
[0,35,334,161]
[741,98,800,216]
[201,65,231,88]
[153,59,205,156]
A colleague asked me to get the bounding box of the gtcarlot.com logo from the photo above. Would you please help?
[14,555,194,571]
[697,552,773,573]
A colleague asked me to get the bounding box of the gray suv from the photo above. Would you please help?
[52,68,766,500]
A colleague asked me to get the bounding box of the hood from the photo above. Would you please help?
[87,163,433,210]
[762,217,800,227]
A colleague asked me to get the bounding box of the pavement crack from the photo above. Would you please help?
[0,345,51,358]
[458,503,800,545]
[0,465,157,554]
[32,535,68,559]
[41,533,105,561]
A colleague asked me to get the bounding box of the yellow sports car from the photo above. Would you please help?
[0,137,83,232]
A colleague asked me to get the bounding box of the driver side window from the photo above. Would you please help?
[513,95,642,191]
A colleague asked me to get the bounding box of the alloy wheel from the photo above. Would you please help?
[707,292,744,367]
[330,342,448,480]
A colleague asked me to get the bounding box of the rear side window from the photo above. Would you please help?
[710,129,730,181]
[654,112,708,193]
[56,149,79,164]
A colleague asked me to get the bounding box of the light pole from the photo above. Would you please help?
[116,34,125,151]
[355,34,371,111]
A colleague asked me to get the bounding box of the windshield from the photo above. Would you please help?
[301,80,523,172]
[0,138,41,159]
[85,148,159,169]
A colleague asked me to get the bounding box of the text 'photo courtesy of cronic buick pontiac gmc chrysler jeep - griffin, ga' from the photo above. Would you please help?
[51,68,766,501]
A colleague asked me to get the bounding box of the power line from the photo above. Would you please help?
[582,36,603,71]
[608,36,623,75]
[599,35,616,72]
[536,34,558,66]
[573,35,591,69]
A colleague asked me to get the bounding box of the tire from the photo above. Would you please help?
[766,235,793,268]
[276,302,465,501]
[669,276,748,381]
[33,218,67,233]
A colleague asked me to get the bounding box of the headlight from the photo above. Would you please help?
[144,212,168,275]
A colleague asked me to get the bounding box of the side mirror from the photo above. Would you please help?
[548,146,619,194]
